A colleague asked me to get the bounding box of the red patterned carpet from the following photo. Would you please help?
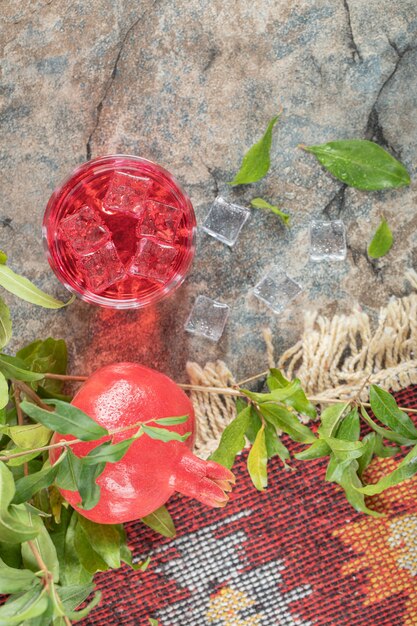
[81,386,417,625]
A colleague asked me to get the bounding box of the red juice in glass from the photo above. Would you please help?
[43,155,196,308]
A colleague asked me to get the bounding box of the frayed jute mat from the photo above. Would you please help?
[188,270,417,459]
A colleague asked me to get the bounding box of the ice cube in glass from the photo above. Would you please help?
[184,295,230,341]
[128,238,177,283]
[253,267,302,314]
[78,241,125,292]
[201,197,250,247]
[58,206,110,255]
[103,171,152,215]
[137,200,183,243]
[309,220,347,261]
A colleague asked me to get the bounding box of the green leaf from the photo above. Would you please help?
[210,405,251,469]
[77,461,106,511]
[116,524,148,571]
[21,399,108,441]
[360,405,415,445]
[80,438,136,465]
[0,251,7,265]
[0,540,23,568]
[141,424,191,443]
[367,218,393,259]
[245,407,262,444]
[55,449,82,491]
[0,586,48,625]
[77,516,121,569]
[20,509,59,582]
[13,464,59,505]
[0,462,40,543]
[336,460,382,517]
[295,439,331,461]
[0,264,75,309]
[247,425,268,491]
[0,556,37,594]
[264,420,290,466]
[229,115,280,185]
[369,385,417,440]
[322,437,366,461]
[259,403,316,443]
[302,139,411,190]
[335,407,360,442]
[149,620,159,626]
[357,432,377,477]
[242,379,302,405]
[8,423,52,449]
[51,509,92,586]
[141,505,176,538]
[0,372,8,411]
[374,436,400,458]
[73,520,110,574]
[0,354,45,382]
[267,369,316,419]
[250,198,290,226]
[17,338,68,395]
[63,590,102,622]
[318,403,349,438]
[153,415,189,425]
[358,443,417,496]
[57,583,95,612]
[0,297,12,350]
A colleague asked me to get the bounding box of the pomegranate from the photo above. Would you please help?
[49,362,235,524]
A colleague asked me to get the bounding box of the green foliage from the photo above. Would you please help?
[0,263,74,309]
[250,198,290,226]
[0,297,12,350]
[302,139,410,190]
[141,505,176,538]
[367,218,393,259]
[229,115,280,185]
[247,425,268,491]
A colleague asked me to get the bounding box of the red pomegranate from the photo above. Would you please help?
[49,362,234,524]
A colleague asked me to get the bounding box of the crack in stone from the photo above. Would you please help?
[347,242,384,280]
[202,46,220,73]
[365,44,413,156]
[322,185,346,219]
[0,217,13,229]
[201,160,219,197]
[85,3,158,160]
[342,0,363,62]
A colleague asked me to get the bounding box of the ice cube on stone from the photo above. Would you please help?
[309,220,347,261]
[202,196,250,247]
[103,171,152,215]
[137,200,183,243]
[253,267,302,314]
[184,295,230,342]
[78,241,125,292]
[58,206,110,255]
[128,238,177,283]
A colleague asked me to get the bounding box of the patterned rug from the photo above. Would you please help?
[82,385,417,626]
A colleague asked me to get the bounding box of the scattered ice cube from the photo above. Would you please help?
[58,206,110,255]
[78,241,125,292]
[103,171,152,215]
[184,295,230,342]
[128,238,177,283]
[201,196,250,247]
[137,200,183,243]
[309,220,347,261]
[253,267,302,314]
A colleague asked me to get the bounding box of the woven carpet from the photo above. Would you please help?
[81,385,417,626]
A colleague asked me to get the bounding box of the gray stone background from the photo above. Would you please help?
[1,0,416,382]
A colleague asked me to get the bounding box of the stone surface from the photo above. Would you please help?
[1,0,417,382]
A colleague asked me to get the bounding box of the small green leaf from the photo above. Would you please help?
[8,423,52,449]
[57,583,95,613]
[21,510,60,583]
[0,372,8,411]
[77,461,106,510]
[264,420,290,466]
[358,443,417,496]
[245,407,262,444]
[336,460,382,517]
[141,505,176,538]
[318,403,349,438]
[260,403,316,443]
[0,586,48,625]
[0,297,12,350]
[242,379,302,405]
[0,251,7,265]
[370,385,417,440]
[141,424,191,443]
[229,115,280,185]
[77,516,121,569]
[21,399,108,441]
[0,264,75,309]
[322,436,366,461]
[335,407,360,442]
[13,464,59,504]
[250,198,290,226]
[0,354,45,382]
[367,218,393,259]
[302,139,410,190]
[17,338,68,396]
[116,524,148,570]
[357,432,377,477]
[247,425,268,491]
[149,619,159,626]
[267,369,317,419]
[0,462,40,543]
[0,557,37,594]
[153,415,189,425]
[210,405,251,469]
[63,586,102,621]
[360,404,415,445]
[295,439,331,461]
[51,509,92,586]
[80,438,136,465]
